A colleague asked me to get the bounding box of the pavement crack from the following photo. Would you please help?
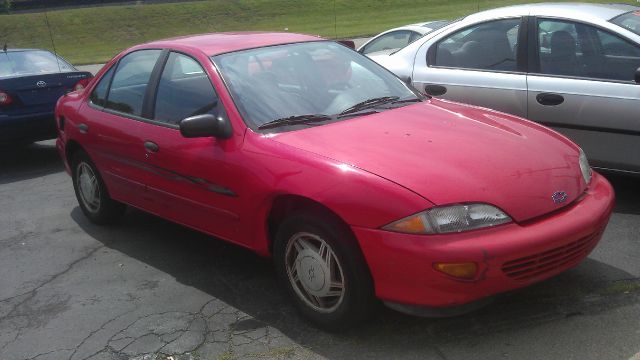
[69,308,138,360]
[0,245,105,353]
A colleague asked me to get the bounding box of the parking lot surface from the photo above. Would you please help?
[1,140,639,360]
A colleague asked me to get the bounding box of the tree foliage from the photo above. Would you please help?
[1,0,12,14]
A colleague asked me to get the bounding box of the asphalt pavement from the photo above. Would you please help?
[0,140,639,360]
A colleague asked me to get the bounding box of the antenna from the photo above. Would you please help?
[43,11,62,73]
[333,0,337,39]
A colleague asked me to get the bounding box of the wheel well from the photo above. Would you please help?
[266,195,351,253]
[65,140,83,165]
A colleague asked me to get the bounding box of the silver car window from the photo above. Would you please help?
[537,19,640,82]
[611,11,640,36]
[434,18,520,72]
[362,30,419,55]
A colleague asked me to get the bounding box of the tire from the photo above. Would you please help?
[273,211,377,330]
[71,150,125,225]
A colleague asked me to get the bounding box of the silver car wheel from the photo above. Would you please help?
[76,162,101,213]
[285,232,346,313]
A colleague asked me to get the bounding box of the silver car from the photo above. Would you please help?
[371,3,640,174]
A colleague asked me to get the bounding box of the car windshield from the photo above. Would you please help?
[213,41,421,130]
[0,50,75,78]
[611,11,640,36]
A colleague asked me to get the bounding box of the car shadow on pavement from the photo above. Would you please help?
[0,140,63,185]
[71,203,640,358]
[602,172,640,215]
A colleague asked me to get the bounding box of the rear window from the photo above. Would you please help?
[611,11,640,36]
[0,50,75,78]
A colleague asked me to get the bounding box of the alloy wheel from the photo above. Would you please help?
[285,232,346,313]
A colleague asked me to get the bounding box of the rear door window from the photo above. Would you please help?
[153,52,220,125]
[536,19,640,82]
[105,49,162,117]
[89,66,115,107]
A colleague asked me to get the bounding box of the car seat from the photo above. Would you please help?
[543,31,579,76]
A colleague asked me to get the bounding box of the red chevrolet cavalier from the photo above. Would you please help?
[55,32,614,329]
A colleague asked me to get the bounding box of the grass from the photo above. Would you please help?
[600,280,640,295]
[1,0,637,65]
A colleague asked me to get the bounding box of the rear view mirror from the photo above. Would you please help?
[337,40,356,50]
[179,114,232,139]
[635,67,640,84]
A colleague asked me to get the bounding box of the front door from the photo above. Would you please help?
[139,52,244,242]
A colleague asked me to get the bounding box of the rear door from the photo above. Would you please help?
[413,17,528,117]
[80,49,165,207]
[526,18,640,172]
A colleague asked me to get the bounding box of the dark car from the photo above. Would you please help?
[0,48,92,145]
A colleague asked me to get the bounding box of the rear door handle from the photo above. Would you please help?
[536,93,564,106]
[424,84,447,96]
[77,123,89,134]
[144,141,159,153]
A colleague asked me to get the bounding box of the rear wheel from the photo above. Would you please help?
[274,211,376,330]
[71,150,125,224]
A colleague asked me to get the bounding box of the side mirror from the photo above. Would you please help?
[337,40,356,50]
[635,67,640,84]
[179,114,232,139]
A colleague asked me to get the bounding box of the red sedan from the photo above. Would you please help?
[55,32,614,329]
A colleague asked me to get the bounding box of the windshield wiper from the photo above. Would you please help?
[257,114,332,130]
[390,97,423,104]
[338,96,399,116]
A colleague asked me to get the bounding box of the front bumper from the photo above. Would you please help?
[352,172,614,311]
[0,112,57,143]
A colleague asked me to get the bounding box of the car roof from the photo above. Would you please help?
[466,2,638,22]
[140,32,323,56]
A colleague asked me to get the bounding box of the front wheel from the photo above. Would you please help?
[71,150,125,224]
[274,212,376,330]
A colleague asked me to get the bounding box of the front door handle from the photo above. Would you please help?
[424,84,447,96]
[536,93,564,106]
[144,141,159,153]
[77,123,89,134]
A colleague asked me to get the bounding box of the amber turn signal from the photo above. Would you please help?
[434,262,478,280]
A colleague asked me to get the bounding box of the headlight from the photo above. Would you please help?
[579,148,592,185]
[382,203,512,234]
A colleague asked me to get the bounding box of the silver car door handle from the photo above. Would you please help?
[424,84,447,96]
[77,123,89,134]
[536,93,564,106]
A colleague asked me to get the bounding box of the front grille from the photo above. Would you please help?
[502,231,601,281]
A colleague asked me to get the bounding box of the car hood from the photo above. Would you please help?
[268,99,586,223]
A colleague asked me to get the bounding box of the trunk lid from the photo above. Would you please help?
[0,72,91,114]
